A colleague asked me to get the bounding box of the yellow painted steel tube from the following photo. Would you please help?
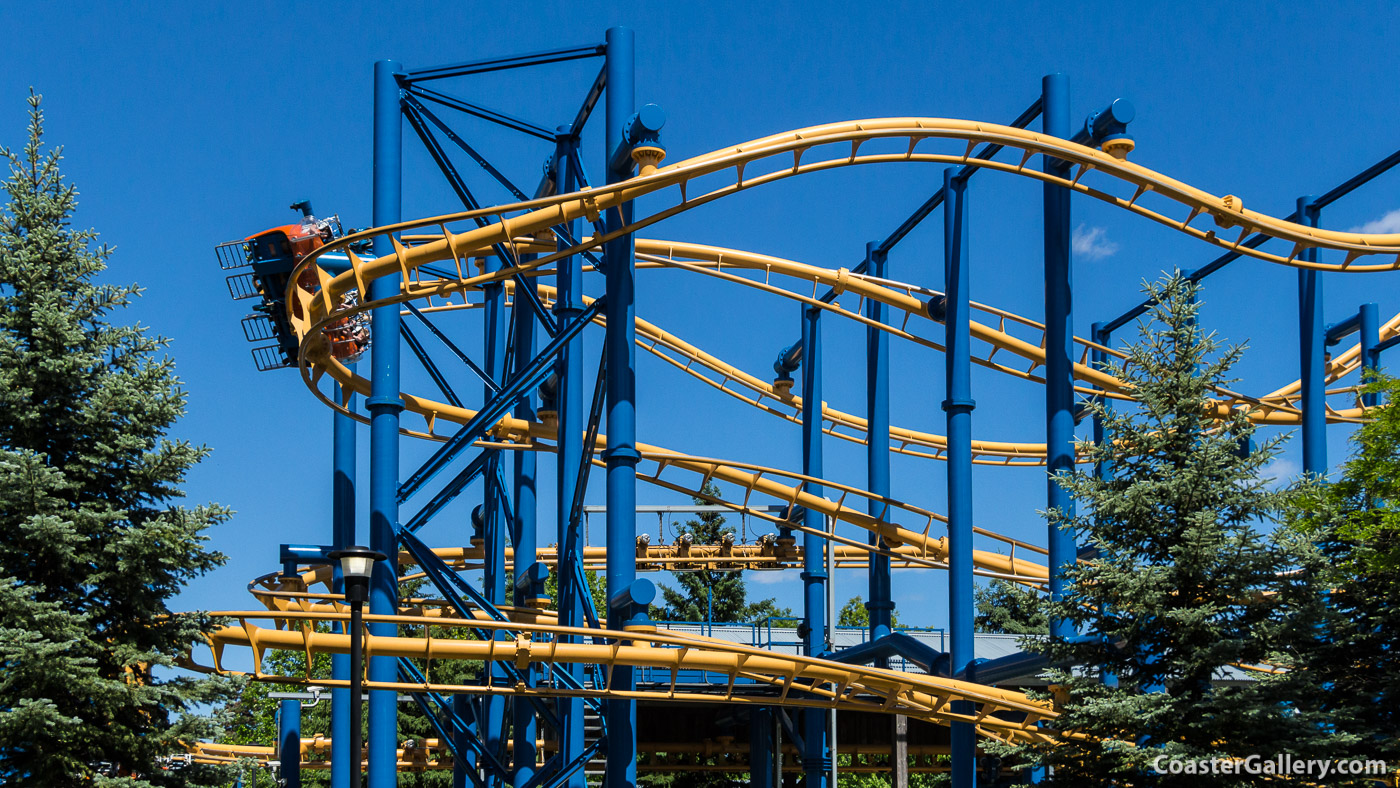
[194,611,1057,745]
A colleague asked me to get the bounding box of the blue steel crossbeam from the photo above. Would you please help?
[396,527,593,721]
[550,119,589,788]
[826,632,947,676]
[401,97,562,336]
[864,238,893,660]
[1315,148,1400,209]
[534,348,608,678]
[396,663,495,788]
[871,97,1045,259]
[568,64,608,141]
[396,297,603,505]
[403,96,565,338]
[401,320,463,409]
[399,43,606,83]
[407,85,556,141]
[400,96,570,338]
[1376,333,1400,354]
[400,450,491,533]
[403,97,529,204]
[403,303,499,394]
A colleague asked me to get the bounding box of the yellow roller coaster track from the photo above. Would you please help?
[201,117,1400,747]
[190,611,1061,746]
[191,737,958,773]
[406,242,1395,463]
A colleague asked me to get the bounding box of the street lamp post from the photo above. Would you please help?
[329,546,386,788]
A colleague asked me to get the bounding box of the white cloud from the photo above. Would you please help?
[1262,457,1300,483]
[1349,208,1400,234]
[747,570,794,585]
[1072,223,1119,260]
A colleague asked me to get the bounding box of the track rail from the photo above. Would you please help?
[191,610,1060,746]
[202,115,1398,754]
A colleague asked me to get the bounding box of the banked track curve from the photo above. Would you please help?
[204,117,1397,751]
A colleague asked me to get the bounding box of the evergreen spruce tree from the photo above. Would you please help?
[1282,373,1400,775]
[0,92,235,785]
[651,484,790,623]
[996,273,1334,785]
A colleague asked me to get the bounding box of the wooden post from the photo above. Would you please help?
[892,714,909,788]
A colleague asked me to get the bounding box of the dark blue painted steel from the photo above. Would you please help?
[1298,196,1326,476]
[943,168,976,788]
[780,98,1045,362]
[402,44,606,82]
[367,58,403,788]
[402,321,463,408]
[750,706,774,788]
[330,379,355,788]
[864,241,893,656]
[403,302,499,394]
[1361,302,1381,407]
[1315,148,1400,209]
[1325,312,1363,345]
[279,699,301,788]
[1041,73,1078,642]
[396,299,601,504]
[799,303,830,787]
[1069,98,1134,146]
[826,632,945,675]
[482,203,510,785]
[408,85,555,140]
[569,64,608,139]
[603,26,640,788]
[552,124,588,788]
[512,250,540,786]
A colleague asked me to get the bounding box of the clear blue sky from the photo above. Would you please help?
[3,1,1398,630]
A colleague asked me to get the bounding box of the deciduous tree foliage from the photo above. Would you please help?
[1283,373,1400,776]
[837,595,900,629]
[972,580,1046,636]
[0,92,235,786]
[221,594,478,787]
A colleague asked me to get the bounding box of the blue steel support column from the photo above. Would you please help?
[330,379,356,788]
[1298,196,1326,476]
[367,59,403,788]
[279,699,302,788]
[800,304,830,788]
[451,698,475,788]
[482,219,509,786]
[553,125,587,788]
[942,168,976,788]
[604,26,640,788]
[512,254,539,788]
[750,707,774,788]
[1041,73,1077,640]
[1089,324,1111,483]
[864,241,893,652]
[1361,302,1380,407]
[1089,324,1118,689]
